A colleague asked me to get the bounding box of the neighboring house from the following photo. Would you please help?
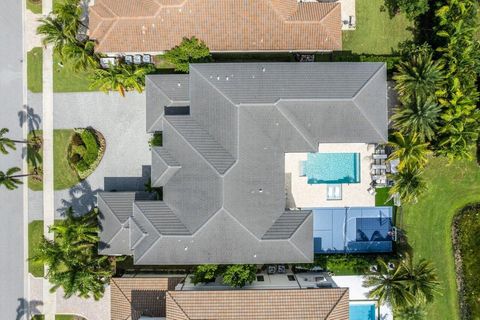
[87,0,342,54]
[110,277,350,320]
[98,62,391,265]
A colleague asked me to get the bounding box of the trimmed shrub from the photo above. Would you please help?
[80,129,99,165]
[68,128,105,178]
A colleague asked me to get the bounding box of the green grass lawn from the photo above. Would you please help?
[28,220,44,277]
[27,0,42,14]
[28,130,82,191]
[31,315,78,320]
[342,0,413,54]
[375,187,394,206]
[53,54,99,92]
[399,154,480,320]
[28,48,43,93]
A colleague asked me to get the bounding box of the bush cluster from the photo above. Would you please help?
[69,129,100,174]
[191,264,257,288]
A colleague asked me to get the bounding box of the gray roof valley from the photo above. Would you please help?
[98,62,388,264]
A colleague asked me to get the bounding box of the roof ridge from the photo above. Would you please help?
[167,291,191,319]
[111,278,133,311]
[97,193,123,225]
[275,103,317,151]
[164,116,235,175]
[325,288,349,320]
[352,64,388,141]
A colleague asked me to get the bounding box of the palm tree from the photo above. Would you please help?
[393,50,445,102]
[391,95,442,142]
[37,0,82,56]
[401,255,440,305]
[61,40,99,72]
[388,132,430,171]
[89,64,154,96]
[32,208,116,300]
[0,167,28,190]
[0,128,16,154]
[364,255,439,310]
[363,258,416,310]
[394,305,426,320]
[37,15,73,57]
[89,66,126,96]
[389,167,427,204]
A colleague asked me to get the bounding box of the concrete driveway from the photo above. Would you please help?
[51,92,151,217]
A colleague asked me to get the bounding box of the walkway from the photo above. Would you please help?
[0,0,28,319]
[30,275,111,320]
[41,0,56,318]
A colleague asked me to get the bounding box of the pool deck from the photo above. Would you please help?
[285,143,376,209]
[332,275,393,320]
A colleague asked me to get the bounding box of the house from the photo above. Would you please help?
[110,276,350,320]
[98,62,391,265]
[87,0,342,54]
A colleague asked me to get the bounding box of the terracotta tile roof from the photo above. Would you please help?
[88,0,342,53]
[166,288,350,320]
[110,277,184,320]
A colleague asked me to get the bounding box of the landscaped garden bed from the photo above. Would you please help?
[452,204,480,320]
[27,129,105,191]
[68,128,105,180]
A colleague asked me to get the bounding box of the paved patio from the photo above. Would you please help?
[332,275,393,320]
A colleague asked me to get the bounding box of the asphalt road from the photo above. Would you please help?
[0,0,27,318]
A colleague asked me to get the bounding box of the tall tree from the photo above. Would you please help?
[222,265,257,288]
[191,264,222,285]
[0,167,27,190]
[389,167,427,204]
[391,95,442,142]
[364,258,416,310]
[89,64,153,96]
[393,50,445,102]
[61,40,99,71]
[32,208,117,300]
[164,36,212,73]
[0,128,16,154]
[388,132,430,171]
[364,255,439,310]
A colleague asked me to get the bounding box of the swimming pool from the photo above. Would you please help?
[301,153,360,184]
[349,303,376,320]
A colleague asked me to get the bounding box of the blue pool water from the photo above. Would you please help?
[349,303,376,320]
[301,153,360,184]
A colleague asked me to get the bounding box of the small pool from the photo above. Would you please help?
[301,152,360,184]
[349,303,376,320]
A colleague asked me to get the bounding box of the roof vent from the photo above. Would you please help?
[262,67,266,72]
[225,76,229,81]
[177,82,181,87]
[216,75,220,80]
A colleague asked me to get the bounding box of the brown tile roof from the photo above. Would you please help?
[110,277,184,320]
[88,0,342,53]
[166,288,350,320]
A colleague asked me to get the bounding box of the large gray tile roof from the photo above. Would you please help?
[99,62,388,264]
